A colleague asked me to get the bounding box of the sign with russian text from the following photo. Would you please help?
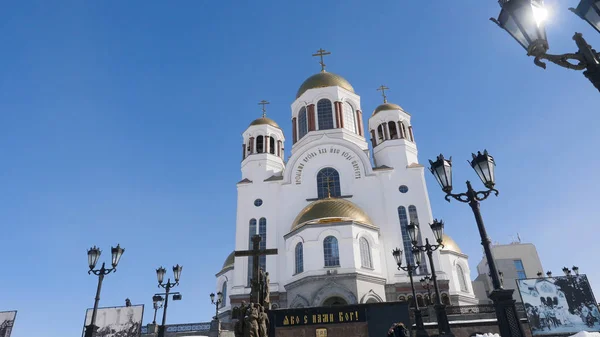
[273,305,366,327]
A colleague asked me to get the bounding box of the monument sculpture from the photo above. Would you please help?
[233,235,276,337]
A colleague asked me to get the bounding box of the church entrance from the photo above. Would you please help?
[268,302,410,337]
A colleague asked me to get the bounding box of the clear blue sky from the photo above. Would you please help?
[0,1,598,336]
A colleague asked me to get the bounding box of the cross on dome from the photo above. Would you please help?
[377,85,390,103]
[312,48,331,72]
[258,100,270,118]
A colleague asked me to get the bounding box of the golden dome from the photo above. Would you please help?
[249,117,280,128]
[440,234,462,254]
[222,251,234,270]
[296,72,355,98]
[291,198,375,231]
[372,103,404,116]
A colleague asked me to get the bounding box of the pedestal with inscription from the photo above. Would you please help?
[268,302,410,337]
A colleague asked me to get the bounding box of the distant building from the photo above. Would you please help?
[471,241,544,304]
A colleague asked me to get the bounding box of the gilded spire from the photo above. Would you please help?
[258,100,270,118]
[377,85,389,103]
[312,48,331,72]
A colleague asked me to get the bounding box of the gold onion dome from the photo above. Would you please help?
[249,117,280,128]
[372,103,404,116]
[291,198,375,231]
[296,72,355,98]
[440,234,462,254]
[222,251,235,270]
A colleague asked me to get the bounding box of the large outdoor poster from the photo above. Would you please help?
[517,275,600,335]
[82,305,144,337]
[0,311,17,337]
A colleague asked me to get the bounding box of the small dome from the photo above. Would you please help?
[222,251,234,270]
[372,103,404,116]
[296,72,355,98]
[249,117,280,128]
[291,198,375,231]
[440,234,462,254]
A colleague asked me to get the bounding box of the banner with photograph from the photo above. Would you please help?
[517,275,600,335]
[0,311,17,337]
[82,304,144,337]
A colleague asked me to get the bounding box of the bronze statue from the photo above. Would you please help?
[234,301,248,337]
[258,306,269,337]
[263,272,271,309]
[244,303,260,337]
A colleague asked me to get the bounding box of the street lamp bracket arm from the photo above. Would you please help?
[445,187,498,203]
[89,267,115,276]
[534,52,587,71]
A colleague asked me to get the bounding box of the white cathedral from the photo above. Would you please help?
[214,53,478,320]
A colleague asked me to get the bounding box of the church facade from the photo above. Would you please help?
[215,55,478,320]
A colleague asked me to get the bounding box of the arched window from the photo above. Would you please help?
[398,295,406,302]
[317,99,334,130]
[256,136,264,153]
[259,218,267,272]
[323,236,340,267]
[359,237,372,269]
[316,167,341,199]
[298,107,308,139]
[408,205,427,275]
[389,121,398,139]
[442,293,451,305]
[295,242,304,274]
[247,219,257,284]
[220,282,227,308]
[399,122,407,139]
[377,124,384,143]
[397,207,416,267]
[342,102,356,133]
[457,265,468,292]
[269,137,275,154]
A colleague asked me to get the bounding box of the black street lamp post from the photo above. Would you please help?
[420,276,433,306]
[156,265,183,337]
[429,150,525,337]
[407,221,454,337]
[210,292,223,322]
[152,295,164,325]
[491,0,600,92]
[392,248,429,337]
[84,244,125,337]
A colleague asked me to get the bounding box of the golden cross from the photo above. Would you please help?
[325,177,332,198]
[312,48,331,72]
[377,85,389,103]
[258,100,270,118]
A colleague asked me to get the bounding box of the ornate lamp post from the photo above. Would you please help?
[407,220,453,337]
[571,0,600,34]
[210,292,223,322]
[84,244,125,337]
[420,276,433,305]
[429,150,525,337]
[152,295,164,325]
[156,265,183,337]
[392,248,429,337]
[563,266,580,276]
[491,0,600,92]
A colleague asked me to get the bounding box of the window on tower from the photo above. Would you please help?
[323,236,340,267]
[359,237,373,269]
[317,99,334,130]
[399,122,407,139]
[342,102,356,133]
[247,218,257,285]
[388,121,398,139]
[457,264,468,292]
[269,137,275,155]
[316,167,341,199]
[397,206,416,267]
[298,107,308,139]
[220,281,227,308]
[377,125,384,143]
[256,136,264,153]
[295,242,303,274]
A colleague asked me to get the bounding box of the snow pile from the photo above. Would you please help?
[474,333,500,337]
[570,332,600,337]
